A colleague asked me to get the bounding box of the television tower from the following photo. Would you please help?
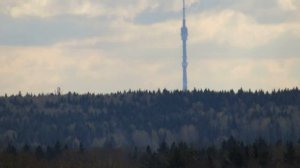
[181,0,188,91]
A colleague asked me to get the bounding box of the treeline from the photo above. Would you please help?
[1,137,300,168]
[0,142,135,168]
[0,88,300,148]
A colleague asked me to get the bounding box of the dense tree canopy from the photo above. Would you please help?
[1,138,300,168]
[0,88,299,149]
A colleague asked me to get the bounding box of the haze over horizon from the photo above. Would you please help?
[0,0,300,95]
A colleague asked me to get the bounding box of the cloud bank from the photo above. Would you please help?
[0,0,299,94]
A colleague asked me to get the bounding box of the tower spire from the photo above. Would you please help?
[181,0,188,91]
[183,0,186,20]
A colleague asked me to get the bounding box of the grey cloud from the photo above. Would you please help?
[0,14,111,46]
[1,0,299,46]
[134,10,178,25]
[189,34,300,59]
[189,0,299,24]
[252,35,300,58]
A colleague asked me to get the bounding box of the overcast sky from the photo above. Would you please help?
[0,0,299,94]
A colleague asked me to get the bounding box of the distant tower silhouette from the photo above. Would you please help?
[181,0,188,91]
[56,87,61,95]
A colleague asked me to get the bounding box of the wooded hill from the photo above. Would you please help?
[0,88,299,149]
[1,137,300,168]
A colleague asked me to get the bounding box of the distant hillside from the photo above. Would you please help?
[0,88,299,149]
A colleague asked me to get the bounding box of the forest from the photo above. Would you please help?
[0,88,300,150]
[1,137,300,168]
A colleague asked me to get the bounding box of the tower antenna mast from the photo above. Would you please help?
[181,0,188,91]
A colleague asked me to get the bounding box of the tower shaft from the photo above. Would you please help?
[181,0,188,91]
